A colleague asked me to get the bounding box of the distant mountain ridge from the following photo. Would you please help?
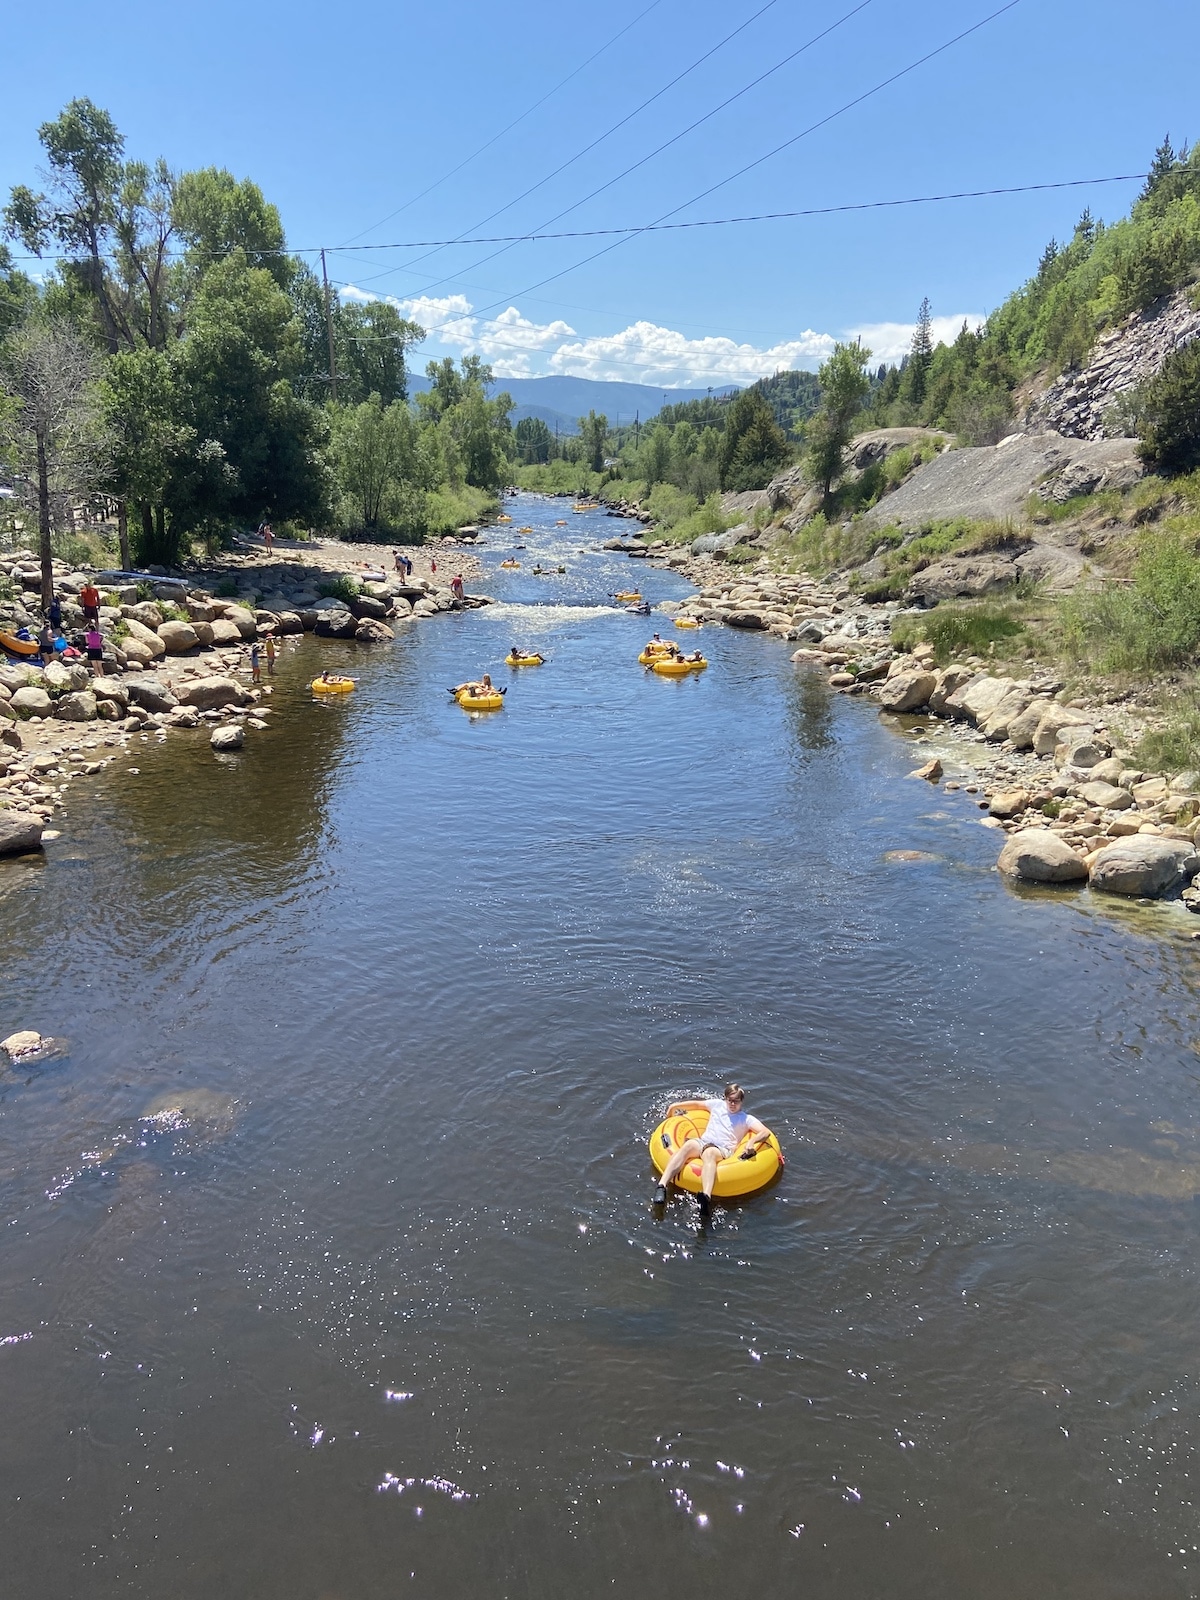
[408,373,741,434]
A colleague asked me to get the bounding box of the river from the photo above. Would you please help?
[3,493,1200,1598]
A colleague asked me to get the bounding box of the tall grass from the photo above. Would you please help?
[1061,529,1200,671]
[892,602,1026,663]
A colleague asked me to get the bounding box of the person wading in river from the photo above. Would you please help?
[653,1084,769,1217]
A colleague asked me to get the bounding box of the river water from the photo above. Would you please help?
[4,494,1200,1598]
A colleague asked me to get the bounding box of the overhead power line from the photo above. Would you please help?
[404,0,876,302]
[392,0,788,281]
[338,0,668,246]
[457,0,1027,323]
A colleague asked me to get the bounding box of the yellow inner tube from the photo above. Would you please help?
[499,559,520,569]
[674,616,700,628]
[458,690,504,711]
[497,514,512,522]
[650,1107,782,1199]
[638,648,678,665]
[312,676,355,694]
[505,653,544,667]
[653,657,707,676]
[614,591,642,603]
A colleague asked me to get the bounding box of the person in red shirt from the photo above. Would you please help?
[79,583,101,625]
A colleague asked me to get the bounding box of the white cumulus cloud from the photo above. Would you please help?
[850,314,986,366]
[338,285,985,387]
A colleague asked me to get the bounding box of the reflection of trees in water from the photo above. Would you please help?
[115,681,348,886]
[786,669,834,752]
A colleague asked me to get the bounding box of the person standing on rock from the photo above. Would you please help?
[265,635,277,676]
[263,523,274,553]
[38,621,56,664]
[79,581,100,627]
[85,626,104,676]
[451,575,465,602]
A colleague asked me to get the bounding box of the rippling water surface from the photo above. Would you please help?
[4,496,1200,1598]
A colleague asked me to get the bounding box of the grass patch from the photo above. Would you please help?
[891,601,1027,663]
[51,527,117,568]
[1131,699,1200,773]
[1025,489,1124,524]
[214,578,240,598]
[655,493,736,545]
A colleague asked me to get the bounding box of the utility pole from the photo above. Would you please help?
[320,249,338,404]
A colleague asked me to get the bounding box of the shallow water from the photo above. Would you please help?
[4,495,1200,1598]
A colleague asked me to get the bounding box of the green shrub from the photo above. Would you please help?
[424,484,495,537]
[657,494,734,545]
[136,580,156,601]
[1025,489,1123,523]
[317,574,360,604]
[1061,529,1200,671]
[892,602,1026,663]
[215,578,240,598]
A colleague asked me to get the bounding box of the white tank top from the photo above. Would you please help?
[703,1098,746,1155]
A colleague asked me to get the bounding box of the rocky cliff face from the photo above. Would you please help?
[1026,288,1200,440]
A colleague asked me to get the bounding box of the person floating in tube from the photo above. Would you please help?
[653,1084,770,1217]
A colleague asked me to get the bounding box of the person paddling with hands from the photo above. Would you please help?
[653,1083,769,1216]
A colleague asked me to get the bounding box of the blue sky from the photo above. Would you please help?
[2,0,1196,386]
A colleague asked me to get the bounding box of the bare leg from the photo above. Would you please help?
[657,1137,702,1192]
[700,1146,723,1198]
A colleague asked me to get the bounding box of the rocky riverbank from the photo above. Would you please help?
[628,558,1200,919]
[0,539,490,857]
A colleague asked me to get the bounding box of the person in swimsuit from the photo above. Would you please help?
[652,1083,769,1216]
[85,627,104,675]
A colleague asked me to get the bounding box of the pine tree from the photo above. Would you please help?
[1140,137,1178,205]
[900,298,933,410]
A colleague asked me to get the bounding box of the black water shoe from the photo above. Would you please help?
[652,1184,668,1206]
[698,1193,711,1219]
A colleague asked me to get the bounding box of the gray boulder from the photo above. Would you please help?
[1089,838,1199,897]
[207,618,244,645]
[91,676,129,710]
[1031,704,1094,756]
[123,673,178,713]
[997,828,1088,883]
[54,691,98,722]
[314,609,357,639]
[0,812,44,856]
[10,686,52,717]
[210,724,245,752]
[1077,780,1132,810]
[349,595,388,619]
[723,609,768,630]
[177,676,246,711]
[158,619,200,653]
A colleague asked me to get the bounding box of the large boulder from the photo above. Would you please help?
[0,812,44,856]
[997,829,1089,883]
[54,691,98,722]
[43,660,90,693]
[349,595,388,620]
[927,665,977,714]
[1031,704,1093,756]
[91,676,129,710]
[1006,698,1055,750]
[122,601,164,627]
[158,619,200,654]
[274,611,304,635]
[177,675,247,711]
[210,724,245,752]
[222,606,258,640]
[1077,780,1133,810]
[906,554,1020,606]
[119,636,157,666]
[989,787,1029,819]
[878,669,937,713]
[122,673,178,713]
[10,686,52,718]
[979,688,1033,741]
[1089,838,1199,897]
[121,617,167,659]
[723,609,768,629]
[944,675,1020,725]
[355,618,395,643]
[314,609,358,638]
[207,618,244,645]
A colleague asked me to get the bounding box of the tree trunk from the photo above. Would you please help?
[36,429,53,610]
[117,502,130,571]
[154,506,166,565]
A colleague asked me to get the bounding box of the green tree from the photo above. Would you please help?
[333,393,430,535]
[578,409,608,472]
[1137,339,1200,475]
[718,386,790,491]
[900,297,933,409]
[337,300,424,408]
[807,340,871,500]
[515,415,552,464]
